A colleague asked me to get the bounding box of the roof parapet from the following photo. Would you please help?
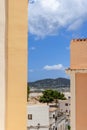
[72,38,87,42]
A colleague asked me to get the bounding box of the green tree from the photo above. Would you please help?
[58,92,66,100]
[53,90,59,99]
[39,89,54,104]
[43,89,54,98]
[39,96,54,104]
[39,89,66,104]
[52,90,59,106]
[52,90,66,100]
[68,125,71,130]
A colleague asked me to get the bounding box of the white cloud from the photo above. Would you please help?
[43,64,65,71]
[28,0,87,37]
[68,19,83,31]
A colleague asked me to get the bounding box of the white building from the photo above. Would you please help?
[59,99,70,117]
[49,107,58,129]
[63,92,71,100]
[49,107,66,130]
[27,104,66,130]
[27,104,49,130]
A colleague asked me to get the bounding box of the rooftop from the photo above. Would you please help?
[72,38,87,42]
[49,107,58,112]
[27,102,47,106]
[58,99,70,103]
[66,68,87,74]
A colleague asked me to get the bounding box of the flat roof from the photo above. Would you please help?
[66,68,87,74]
[27,102,48,106]
[72,38,87,42]
[49,107,58,112]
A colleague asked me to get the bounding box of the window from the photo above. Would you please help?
[55,116,57,121]
[65,103,68,106]
[28,114,32,120]
[68,96,71,99]
[53,114,55,118]
[66,110,68,113]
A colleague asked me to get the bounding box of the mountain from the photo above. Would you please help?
[28,78,70,89]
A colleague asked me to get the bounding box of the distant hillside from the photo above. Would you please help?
[28,78,70,89]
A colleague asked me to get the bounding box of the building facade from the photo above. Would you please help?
[27,104,66,130]
[49,107,66,130]
[66,39,87,130]
[0,1,28,130]
[27,105,49,130]
[59,99,70,117]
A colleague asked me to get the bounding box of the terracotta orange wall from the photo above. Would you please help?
[6,1,28,130]
[70,39,87,69]
[76,73,87,130]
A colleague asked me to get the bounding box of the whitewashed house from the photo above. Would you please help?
[27,104,66,130]
[27,104,49,130]
[59,99,70,117]
[49,107,66,130]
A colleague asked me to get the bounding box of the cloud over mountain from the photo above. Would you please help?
[43,64,65,70]
[28,0,87,38]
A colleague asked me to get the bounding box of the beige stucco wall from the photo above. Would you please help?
[76,73,87,130]
[0,0,6,130]
[70,39,87,69]
[6,1,28,130]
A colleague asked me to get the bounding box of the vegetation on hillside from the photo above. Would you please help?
[29,78,70,89]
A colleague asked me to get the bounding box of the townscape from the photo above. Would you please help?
[1,1,87,130]
[27,87,71,130]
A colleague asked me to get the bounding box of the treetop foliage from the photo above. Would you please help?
[39,89,66,103]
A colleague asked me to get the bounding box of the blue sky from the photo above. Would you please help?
[28,0,87,82]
